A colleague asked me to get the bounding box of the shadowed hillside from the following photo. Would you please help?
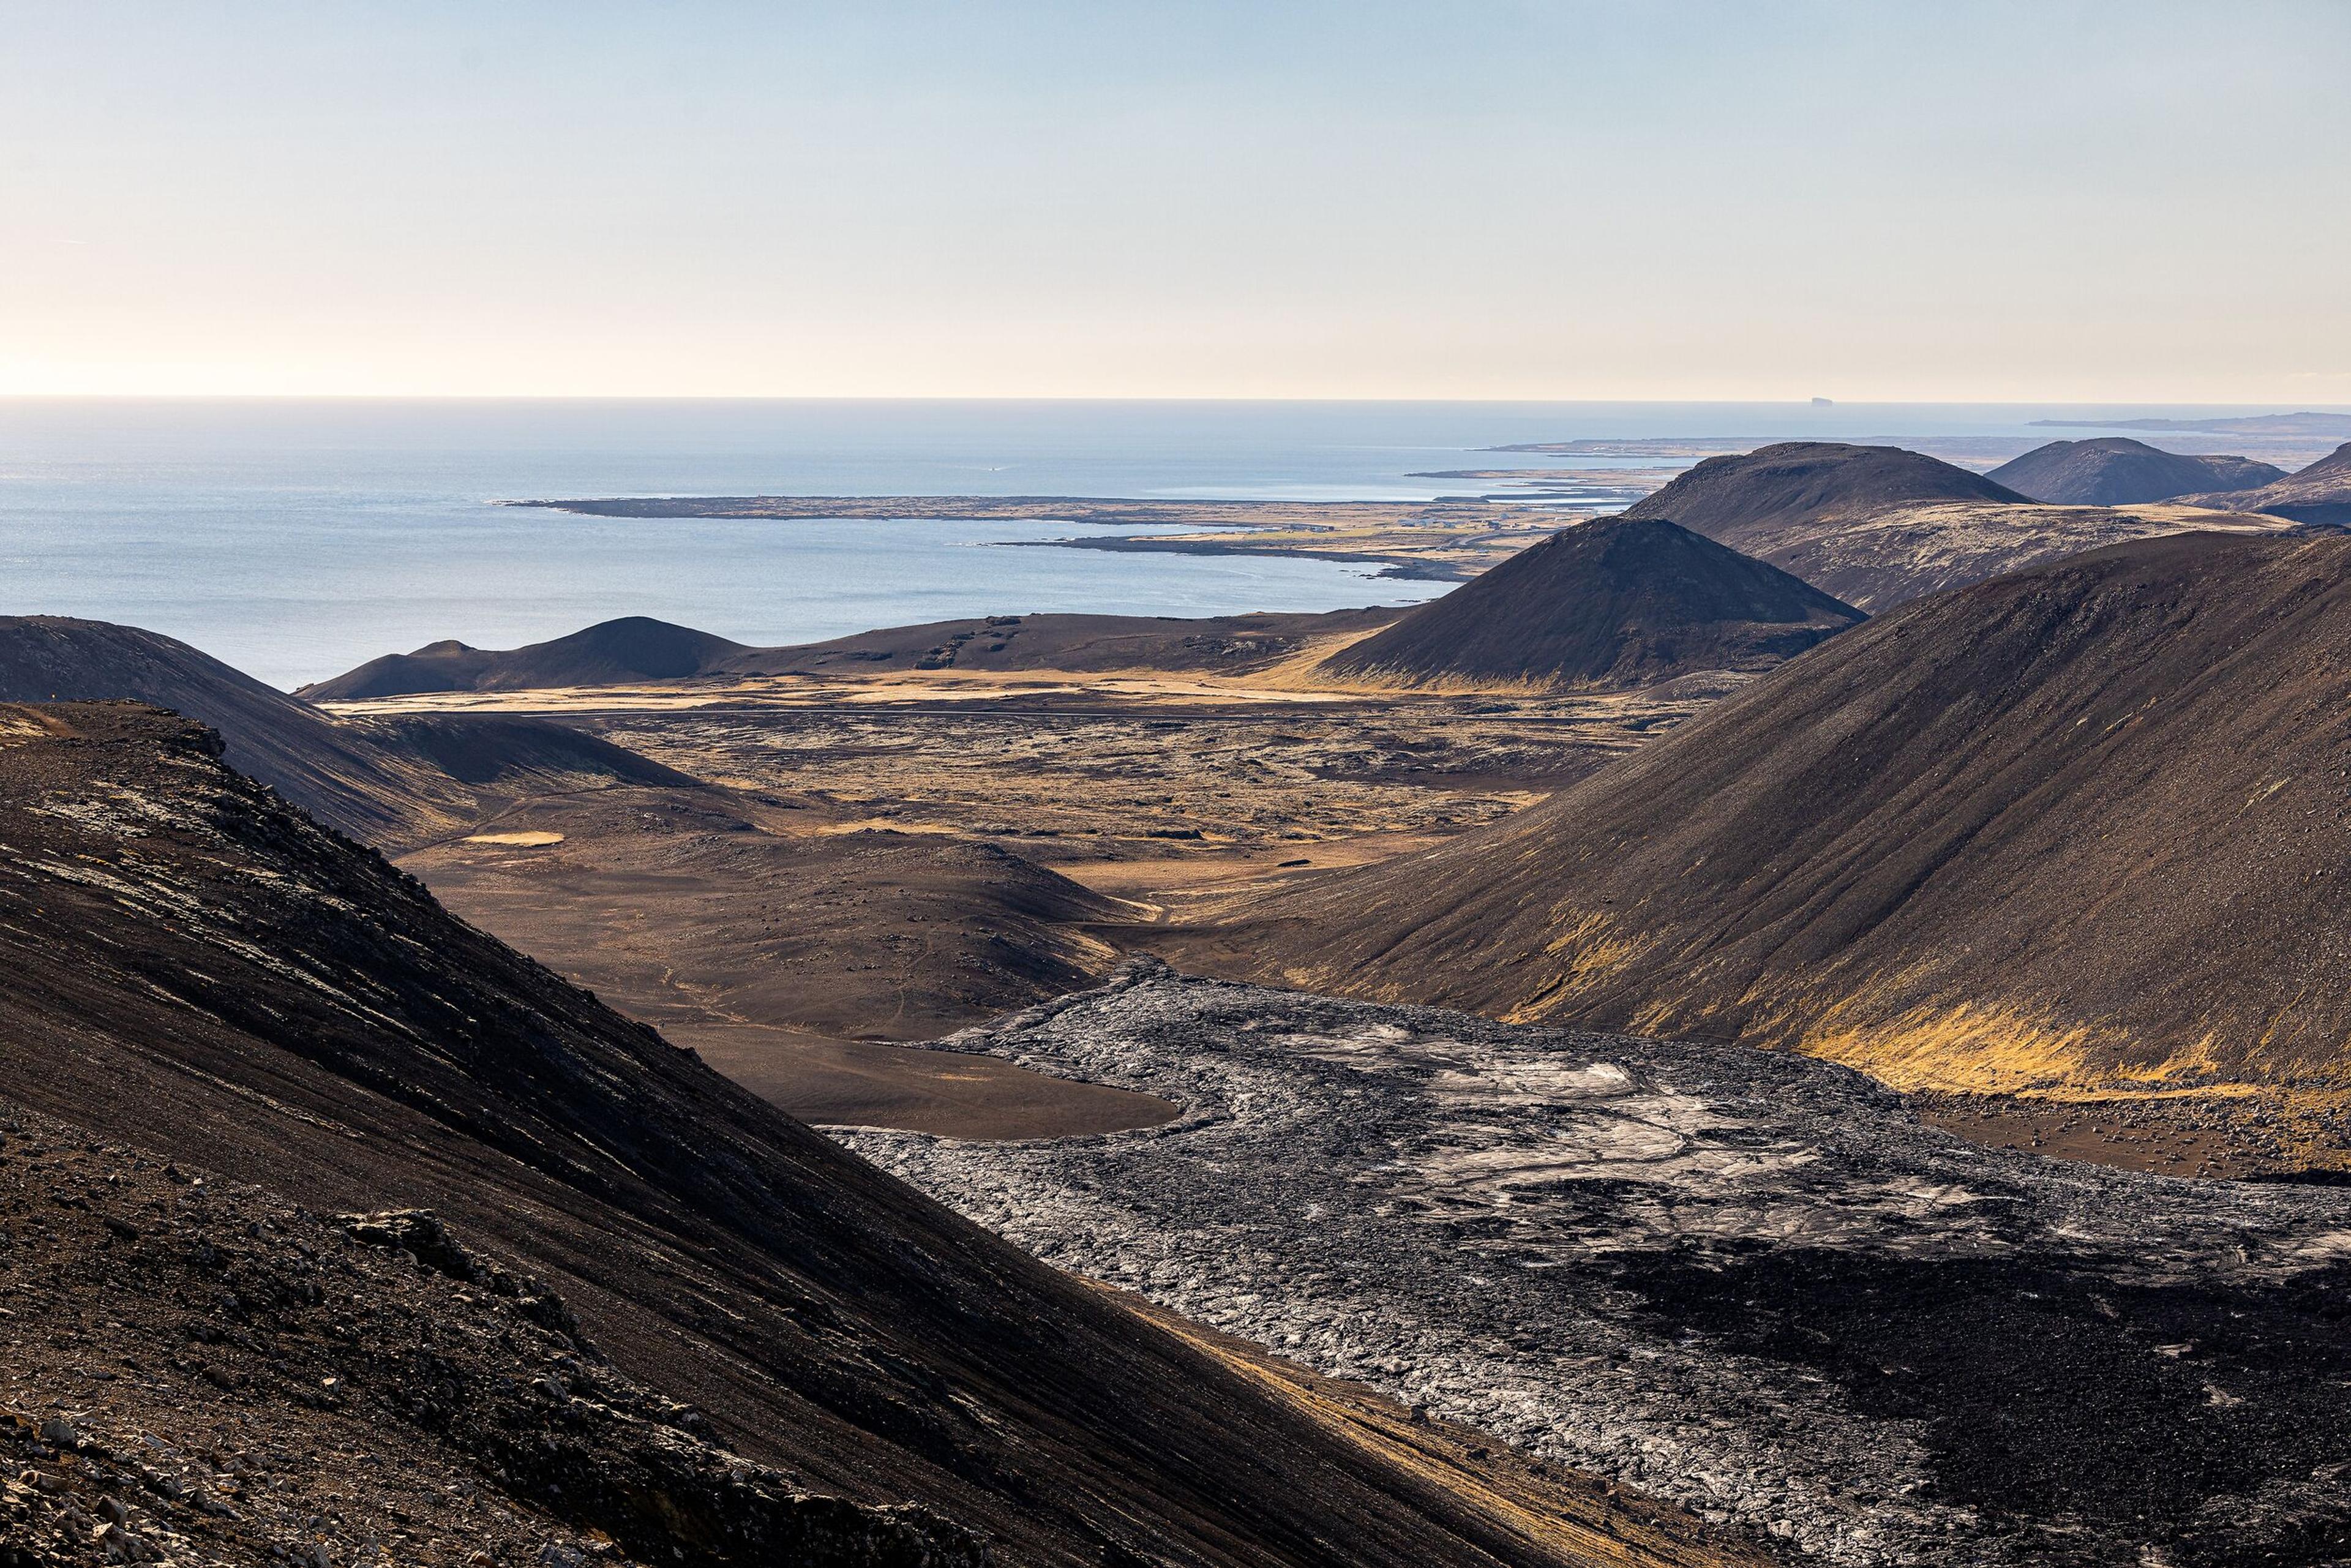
[1202,531,2351,1132]
[1318,516,1861,691]
[0,615,478,843]
[1986,438,2283,505]
[0,615,700,848]
[0,699,1701,1568]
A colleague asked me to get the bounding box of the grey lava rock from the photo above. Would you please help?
[838,964,2351,1568]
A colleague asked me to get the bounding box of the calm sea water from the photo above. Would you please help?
[0,399,2316,689]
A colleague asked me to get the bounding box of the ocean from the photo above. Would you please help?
[0,397,2319,689]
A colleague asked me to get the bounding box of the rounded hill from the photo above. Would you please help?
[1985,438,2284,505]
[1318,515,1862,691]
[1618,442,2027,553]
[299,616,750,701]
[1612,440,2293,610]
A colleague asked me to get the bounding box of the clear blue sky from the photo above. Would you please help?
[4,0,2345,399]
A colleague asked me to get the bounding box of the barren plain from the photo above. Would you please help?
[348,657,1722,1137]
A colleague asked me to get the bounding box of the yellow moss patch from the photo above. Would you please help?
[1503,909,1658,1024]
[1786,991,2264,1100]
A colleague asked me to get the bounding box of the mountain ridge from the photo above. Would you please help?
[0,614,693,849]
[304,615,754,700]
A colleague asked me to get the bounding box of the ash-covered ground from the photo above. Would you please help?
[0,1100,978,1568]
[835,965,2351,1568]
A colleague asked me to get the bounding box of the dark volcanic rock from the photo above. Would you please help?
[0,699,1618,1568]
[1986,438,2284,505]
[841,966,2351,1568]
[0,1103,982,1567]
[1317,516,1862,691]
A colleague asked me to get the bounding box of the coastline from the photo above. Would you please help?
[504,492,1592,580]
[996,533,1472,582]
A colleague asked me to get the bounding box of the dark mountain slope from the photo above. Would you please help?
[0,615,699,849]
[0,700,1684,1568]
[301,616,752,700]
[1204,532,2351,1116]
[1609,442,2292,611]
[1986,438,2283,505]
[0,1098,986,1567]
[0,615,479,844]
[2178,440,2351,525]
[1318,516,1861,690]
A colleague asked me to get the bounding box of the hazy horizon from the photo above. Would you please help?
[6,394,2351,409]
[6,1,2347,403]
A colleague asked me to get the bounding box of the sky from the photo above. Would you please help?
[2,0,2347,402]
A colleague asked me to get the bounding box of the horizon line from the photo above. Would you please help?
[2,392,2346,410]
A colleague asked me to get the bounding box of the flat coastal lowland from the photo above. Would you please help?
[504,492,1627,580]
